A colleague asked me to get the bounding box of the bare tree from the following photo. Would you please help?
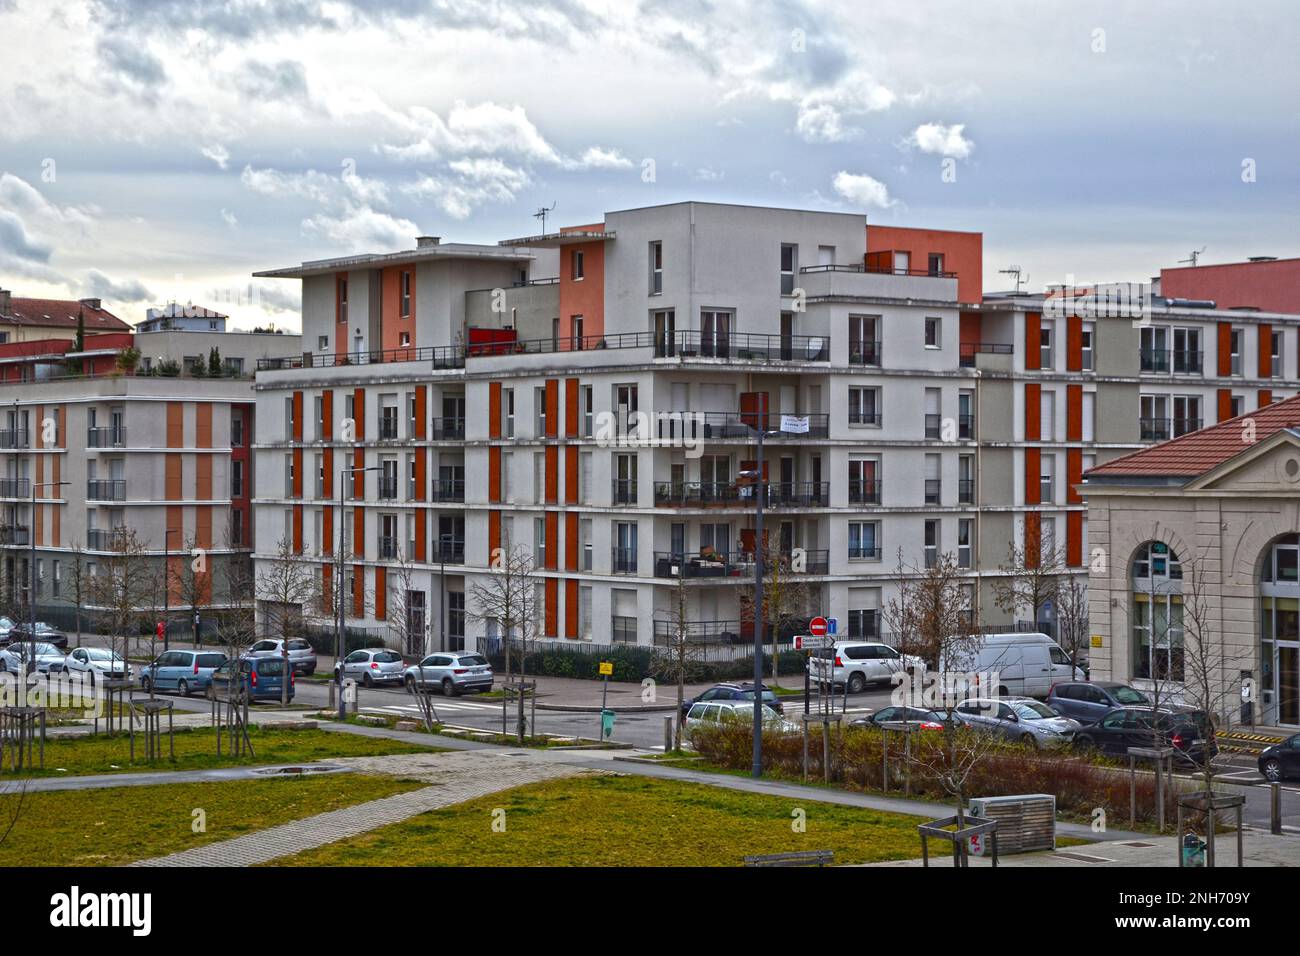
[66,542,91,643]
[991,540,1066,636]
[1054,570,1090,679]
[88,529,161,693]
[0,778,27,849]
[174,533,213,648]
[212,553,258,755]
[468,543,539,684]
[738,544,814,688]
[653,570,709,751]
[384,547,424,659]
[255,536,320,706]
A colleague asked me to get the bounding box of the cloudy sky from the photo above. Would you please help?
[1,0,1297,328]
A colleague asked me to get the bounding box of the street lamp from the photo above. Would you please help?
[336,463,380,719]
[27,479,70,675]
[161,526,182,652]
[438,531,452,652]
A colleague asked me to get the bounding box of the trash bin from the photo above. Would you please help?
[1181,833,1206,868]
[600,709,616,739]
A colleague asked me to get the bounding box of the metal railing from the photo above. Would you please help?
[848,340,883,366]
[258,344,465,371]
[87,426,127,448]
[0,429,29,450]
[958,414,976,439]
[800,263,958,279]
[653,619,746,645]
[611,479,638,504]
[849,480,882,505]
[87,478,126,501]
[377,477,399,500]
[655,411,830,441]
[379,535,398,559]
[1141,348,1203,374]
[958,479,976,504]
[430,478,465,502]
[848,544,882,560]
[433,539,466,564]
[378,418,400,440]
[653,549,830,579]
[611,547,638,574]
[87,527,128,551]
[1172,417,1203,437]
[959,343,1014,367]
[0,478,30,498]
[653,481,829,507]
[428,418,466,440]
[849,408,881,426]
[0,526,30,546]
[1139,418,1170,441]
[659,330,829,363]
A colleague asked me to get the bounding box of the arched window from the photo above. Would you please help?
[1131,541,1183,681]
[1260,534,1300,726]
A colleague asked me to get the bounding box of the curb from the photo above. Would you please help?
[536,702,677,714]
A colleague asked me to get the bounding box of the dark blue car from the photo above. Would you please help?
[208,657,295,702]
[680,682,783,718]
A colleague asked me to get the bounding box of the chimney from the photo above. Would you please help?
[79,297,102,311]
[415,236,441,248]
[0,289,9,316]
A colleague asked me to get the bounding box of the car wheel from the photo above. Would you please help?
[1020,733,1039,750]
[140,675,152,693]
[177,679,191,698]
[362,672,374,688]
[404,674,416,690]
[847,672,867,694]
[1073,735,1096,754]
[305,667,315,676]
[441,677,457,697]
[1263,759,1282,783]
[996,686,1010,698]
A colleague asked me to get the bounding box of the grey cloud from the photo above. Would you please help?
[0,210,53,262]
[96,34,167,89]
[83,268,153,303]
[234,60,311,104]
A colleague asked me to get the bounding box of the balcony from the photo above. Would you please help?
[87,527,127,551]
[0,478,30,498]
[377,476,399,500]
[87,426,127,448]
[428,418,466,441]
[430,478,465,503]
[432,538,465,564]
[1140,418,1171,441]
[611,547,638,575]
[611,479,638,505]
[378,418,400,441]
[924,479,942,504]
[654,411,830,442]
[0,429,28,450]
[1172,350,1203,374]
[653,481,829,508]
[653,619,745,646]
[257,344,465,371]
[848,340,883,367]
[379,536,397,559]
[798,263,958,304]
[657,330,829,363]
[849,480,882,505]
[959,343,1013,368]
[653,549,830,579]
[87,478,126,501]
[0,526,30,546]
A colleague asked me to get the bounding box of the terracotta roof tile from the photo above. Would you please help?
[1086,394,1300,479]
[1,297,130,332]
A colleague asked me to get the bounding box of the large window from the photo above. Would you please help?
[1131,541,1183,681]
[1261,534,1300,726]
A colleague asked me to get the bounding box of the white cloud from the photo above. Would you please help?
[693,166,725,182]
[383,100,563,165]
[570,146,633,170]
[907,122,974,159]
[831,171,895,209]
[239,165,335,204]
[202,144,231,169]
[404,158,531,220]
[220,208,238,226]
[302,205,419,252]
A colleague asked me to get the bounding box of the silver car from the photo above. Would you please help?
[403,652,493,696]
[64,646,133,685]
[247,638,318,675]
[954,696,1081,750]
[0,641,66,675]
[335,648,405,687]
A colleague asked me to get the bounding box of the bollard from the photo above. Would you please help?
[1272,782,1283,836]
[664,714,674,752]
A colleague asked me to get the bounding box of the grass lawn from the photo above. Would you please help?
[0,774,423,867]
[0,725,439,778]
[276,773,928,866]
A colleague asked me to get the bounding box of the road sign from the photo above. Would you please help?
[794,635,832,650]
[809,616,828,637]
[598,661,614,676]
[827,617,838,636]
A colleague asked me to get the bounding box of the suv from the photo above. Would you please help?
[246,638,318,675]
[1073,706,1218,765]
[403,652,493,696]
[210,657,295,703]
[808,641,922,694]
[141,649,229,696]
[680,682,784,718]
[1047,681,1149,724]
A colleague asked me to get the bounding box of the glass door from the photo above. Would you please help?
[1280,645,1300,726]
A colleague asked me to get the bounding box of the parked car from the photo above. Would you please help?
[0,641,66,675]
[335,648,405,687]
[680,681,784,718]
[851,706,948,731]
[140,649,228,697]
[1047,681,1150,724]
[0,617,14,644]
[1072,706,1218,766]
[683,699,796,742]
[209,657,295,703]
[63,646,133,685]
[246,638,317,675]
[1258,732,1300,782]
[954,696,1081,749]
[403,652,494,696]
[807,641,924,694]
[7,622,68,650]
[940,632,1082,698]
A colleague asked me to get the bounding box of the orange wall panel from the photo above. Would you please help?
[292,505,303,554]
[165,454,182,500]
[291,448,302,498]
[413,386,426,440]
[196,455,213,500]
[488,510,501,563]
[565,513,578,570]
[374,566,387,621]
[545,379,559,438]
[1024,383,1041,441]
[352,565,364,618]
[565,446,578,504]
[196,403,213,448]
[1259,324,1273,378]
[565,579,579,639]
[1024,513,1042,568]
[488,382,502,439]
[544,446,558,503]
[1217,388,1233,422]
[489,446,502,502]
[1066,449,1083,504]
[352,389,366,440]
[322,448,334,498]
[166,402,184,447]
[1259,389,1273,408]
[545,512,558,570]
[321,390,334,441]
[565,378,579,436]
[1066,315,1082,372]
[291,391,303,441]
[414,449,427,502]
[1066,511,1083,568]
[1024,448,1041,505]
[544,578,558,637]
[1065,385,1082,441]
[1217,322,1232,377]
[353,506,365,559]
[1024,313,1041,370]
[322,505,334,556]
[415,509,427,562]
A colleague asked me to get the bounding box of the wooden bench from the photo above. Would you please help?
[743,850,834,867]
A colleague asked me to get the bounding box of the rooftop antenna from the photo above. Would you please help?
[1178,246,1206,267]
[998,265,1028,294]
[533,202,556,235]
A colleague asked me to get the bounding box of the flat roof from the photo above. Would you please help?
[496,230,615,247]
[254,242,539,279]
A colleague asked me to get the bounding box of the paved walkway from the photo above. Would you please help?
[131,750,599,867]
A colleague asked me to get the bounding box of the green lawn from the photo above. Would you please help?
[0,725,439,778]
[276,773,927,866]
[0,774,423,867]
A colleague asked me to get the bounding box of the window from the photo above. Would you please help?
[534,516,546,567]
[1140,325,1168,372]
[958,455,974,504]
[399,331,410,347]
[1040,453,1055,504]
[232,460,244,498]
[52,560,60,598]
[1272,331,1283,378]
[848,457,880,504]
[848,387,881,426]
[1229,394,1245,418]
[571,249,585,280]
[924,316,941,349]
[1172,395,1201,437]
[400,271,412,317]
[613,453,637,504]
[700,310,731,358]
[503,388,515,438]
[1139,394,1169,441]
[958,390,974,439]
[780,243,796,295]
[928,252,945,276]
[571,315,584,349]
[284,455,295,498]
[581,519,592,570]
[848,521,880,560]
[1131,541,1183,681]
[1039,324,1054,369]
[581,386,594,437]
[406,454,417,500]
[613,521,638,574]
[318,335,329,351]
[337,277,348,324]
[649,241,663,294]
[1080,323,1094,371]
[380,513,397,559]
[1172,327,1201,373]
[285,396,295,440]
[379,458,398,499]
[447,592,466,650]
[848,315,880,366]
[535,387,547,435]
[614,384,639,436]
[380,401,399,440]
[924,519,939,569]
[958,518,973,568]
[1230,328,1243,376]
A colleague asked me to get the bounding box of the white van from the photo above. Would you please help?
[939,632,1082,699]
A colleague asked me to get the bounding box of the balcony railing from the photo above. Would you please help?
[430,478,465,502]
[653,549,830,579]
[87,426,127,448]
[428,418,466,440]
[378,536,398,559]
[87,527,128,551]
[848,340,883,366]
[258,344,465,371]
[0,429,29,450]
[849,480,882,505]
[432,539,466,564]
[1172,350,1203,374]
[0,478,30,498]
[377,477,399,500]
[611,479,638,504]
[378,418,400,440]
[958,479,976,504]
[654,411,830,442]
[653,481,829,507]
[958,414,975,439]
[659,330,829,363]
[0,526,30,546]
[924,479,942,504]
[800,263,958,279]
[848,543,882,560]
[1140,417,1200,441]
[1172,417,1203,437]
[87,478,126,501]
[959,343,1013,367]
[849,408,881,426]
[611,547,638,575]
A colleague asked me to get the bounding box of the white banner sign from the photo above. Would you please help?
[780,414,810,434]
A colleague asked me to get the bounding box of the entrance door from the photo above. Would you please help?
[1280,645,1300,726]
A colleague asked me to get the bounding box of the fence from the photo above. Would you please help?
[474,636,806,682]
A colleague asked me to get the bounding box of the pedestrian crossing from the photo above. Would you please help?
[366,700,500,717]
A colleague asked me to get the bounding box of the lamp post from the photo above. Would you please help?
[161,526,181,652]
[438,531,451,652]
[28,479,70,676]
[336,463,380,719]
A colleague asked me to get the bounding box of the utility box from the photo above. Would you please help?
[967,794,1056,855]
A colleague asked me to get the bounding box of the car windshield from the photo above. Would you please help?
[196,654,227,668]
[738,689,778,703]
[258,660,285,676]
[1112,686,1148,705]
[84,648,118,661]
[375,651,402,664]
[458,654,489,666]
[288,640,312,651]
[1013,701,1058,720]
[32,643,58,656]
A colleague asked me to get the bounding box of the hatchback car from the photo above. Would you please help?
[7,622,68,649]
[955,696,1081,749]
[140,649,229,696]
[851,706,948,731]
[680,682,784,718]
[63,646,133,685]
[336,648,405,687]
[807,641,923,693]
[0,641,66,675]
[1073,706,1218,766]
[1047,681,1149,724]
[209,657,295,703]
[1259,732,1300,782]
[403,652,493,696]
[246,638,318,675]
